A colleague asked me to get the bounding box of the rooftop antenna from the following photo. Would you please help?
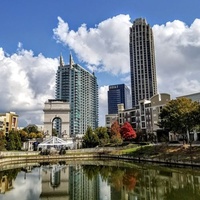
[69,51,74,68]
[59,53,64,66]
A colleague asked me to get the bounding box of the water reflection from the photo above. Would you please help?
[0,168,19,194]
[82,165,137,192]
[0,161,200,200]
[0,167,41,200]
[41,163,69,199]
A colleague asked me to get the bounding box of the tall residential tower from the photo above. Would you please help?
[55,55,98,136]
[129,18,157,107]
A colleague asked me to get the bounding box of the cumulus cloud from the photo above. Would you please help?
[153,19,200,97]
[1,15,200,127]
[53,15,132,75]
[53,15,200,103]
[0,47,58,126]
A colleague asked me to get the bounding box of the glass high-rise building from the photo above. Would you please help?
[129,18,157,107]
[108,84,131,114]
[55,54,98,136]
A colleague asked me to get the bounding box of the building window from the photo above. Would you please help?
[142,122,145,127]
[141,116,145,121]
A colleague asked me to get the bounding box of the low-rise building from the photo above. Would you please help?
[177,92,200,102]
[0,112,18,135]
[116,93,171,141]
[105,114,118,129]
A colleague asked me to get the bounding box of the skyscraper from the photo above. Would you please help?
[107,84,131,114]
[55,54,98,136]
[129,18,157,107]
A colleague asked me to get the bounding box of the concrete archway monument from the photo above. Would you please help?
[43,99,70,138]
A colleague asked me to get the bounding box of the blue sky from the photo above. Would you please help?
[0,0,200,127]
[1,0,199,58]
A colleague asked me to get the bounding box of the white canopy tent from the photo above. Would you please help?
[38,136,73,149]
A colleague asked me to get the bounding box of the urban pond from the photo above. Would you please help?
[0,160,200,200]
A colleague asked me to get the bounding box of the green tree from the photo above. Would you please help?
[6,132,15,150]
[158,97,199,142]
[6,130,22,150]
[0,130,6,150]
[18,130,28,141]
[110,121,122,145]
[29,132,37,139]
[95,127,109,146]
[82,126,99,148]
[36,132,44,138]
[23,125,38,134]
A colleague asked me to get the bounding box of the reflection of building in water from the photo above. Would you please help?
[99,176,111,200]
[50,166,61,188]
[69,165,100,200]
[0,175,13,194]
[40,164,69,200]
[132,168,200,200]
[40,164,101,200]
[38,164,200,200]
[2,163,200,199]
[107,166,200,200]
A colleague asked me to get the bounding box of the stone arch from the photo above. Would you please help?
[43,99,70,138]
[51,116,62,136]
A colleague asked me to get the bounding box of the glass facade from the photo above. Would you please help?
[55,55,98,136]
[108,84,131,114]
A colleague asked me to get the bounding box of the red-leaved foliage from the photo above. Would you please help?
[120,122,136,140]
[123,173,137,191]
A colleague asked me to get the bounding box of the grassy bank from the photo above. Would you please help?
[1,143,200,167]
[115,143,200,164]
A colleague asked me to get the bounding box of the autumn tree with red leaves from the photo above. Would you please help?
[121,122,136,140]
[110,121,122,145]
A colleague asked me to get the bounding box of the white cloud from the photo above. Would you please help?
[1,16,200,128]
[153,18,200,97]
[53,16,200,125]
[53,15,132,75]
[0,47,58,126]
